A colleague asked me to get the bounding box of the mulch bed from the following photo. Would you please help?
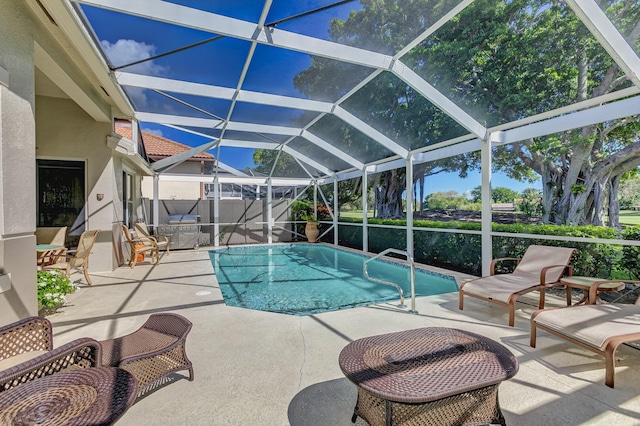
[416,210,540,224]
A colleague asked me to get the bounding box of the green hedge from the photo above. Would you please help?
[337,218,640,278]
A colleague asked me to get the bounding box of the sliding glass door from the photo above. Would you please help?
[36,159,86,247]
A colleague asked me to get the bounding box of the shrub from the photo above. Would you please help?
[37,270,76,313]
[621,226,640,279]
[337,217,637,277]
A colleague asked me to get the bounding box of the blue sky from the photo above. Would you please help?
[424,171,541,197]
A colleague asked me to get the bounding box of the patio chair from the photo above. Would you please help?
[41,229,100,285]
[459,245,576,326]
[35,226,67,247]
[99,313,194,394]
[121,224,159,268]
[531,280,640,387]
[35,226,67,266]
[0,316,101,392]
[134,222,170,255]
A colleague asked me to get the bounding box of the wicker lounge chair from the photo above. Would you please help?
[0,316,101,392]
[459,245,576,326]
[41,229,99,285]
[99,313,194,394]
[531,280,640,388]
[134,222,170,255]
[121,224,159,268]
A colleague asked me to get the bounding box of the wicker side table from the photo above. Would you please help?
[0,367,138,426]
[339,327,519,426]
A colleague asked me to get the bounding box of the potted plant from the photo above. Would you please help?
[291,200,320,243]
[37,270,76,315]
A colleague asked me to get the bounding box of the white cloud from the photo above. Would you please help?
[101,39,169,109]
[142,128,164,137]
[100,39,166,76]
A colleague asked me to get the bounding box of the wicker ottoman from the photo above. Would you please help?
[339,327,518,426]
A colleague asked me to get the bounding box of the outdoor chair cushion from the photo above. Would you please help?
[533,303,640,349]
[0,351,48,371]
[461,272,543,304]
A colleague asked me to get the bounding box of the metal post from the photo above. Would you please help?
[334,175,339,245]
[267,178,273,244]
[214,176,220,247]
[406,156,414,258]
[481,135,493,276]
[313,181,318,218]
[153,174,160,230]
[362,168,368,253]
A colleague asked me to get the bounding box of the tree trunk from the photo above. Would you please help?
[592,174,609,226]
[608,175,621,230]
[540,166,562,223]
[566,191,589,225]
[373,171,405,218]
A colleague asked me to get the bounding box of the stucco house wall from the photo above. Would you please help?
[35,96,144,273]
[142,161,210,200]
[0,1,144,324]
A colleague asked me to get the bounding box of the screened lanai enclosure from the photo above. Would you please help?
[59,0,639,275]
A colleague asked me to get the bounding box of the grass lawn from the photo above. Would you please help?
[339,210,371,219]
[620,210,640,226]
[338,209,640,227]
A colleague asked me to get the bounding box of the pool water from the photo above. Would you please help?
[209,244,459,315]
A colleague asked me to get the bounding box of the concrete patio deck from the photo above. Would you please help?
[47,247,640,425]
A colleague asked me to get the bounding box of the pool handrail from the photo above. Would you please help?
[363,248,417,313]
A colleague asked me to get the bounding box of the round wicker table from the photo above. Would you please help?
[339,327,519,426]
[0,367,138,426]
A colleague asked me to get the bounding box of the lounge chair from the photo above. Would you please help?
[121,224,159,268]
[459,245,576,326]
[41,229,100,285]
[134,222,170,255]
[99,313,194,394]
[0,316,101,392]
[531,280,640,388]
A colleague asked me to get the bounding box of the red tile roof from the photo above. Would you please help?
[115,124,214,161]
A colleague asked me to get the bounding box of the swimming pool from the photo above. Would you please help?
[209,244,459,315]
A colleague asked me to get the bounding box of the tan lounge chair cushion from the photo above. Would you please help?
[533,304,640,349]
[462,272,541,303]
[0,350,48,372]
[512,245,575,282]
